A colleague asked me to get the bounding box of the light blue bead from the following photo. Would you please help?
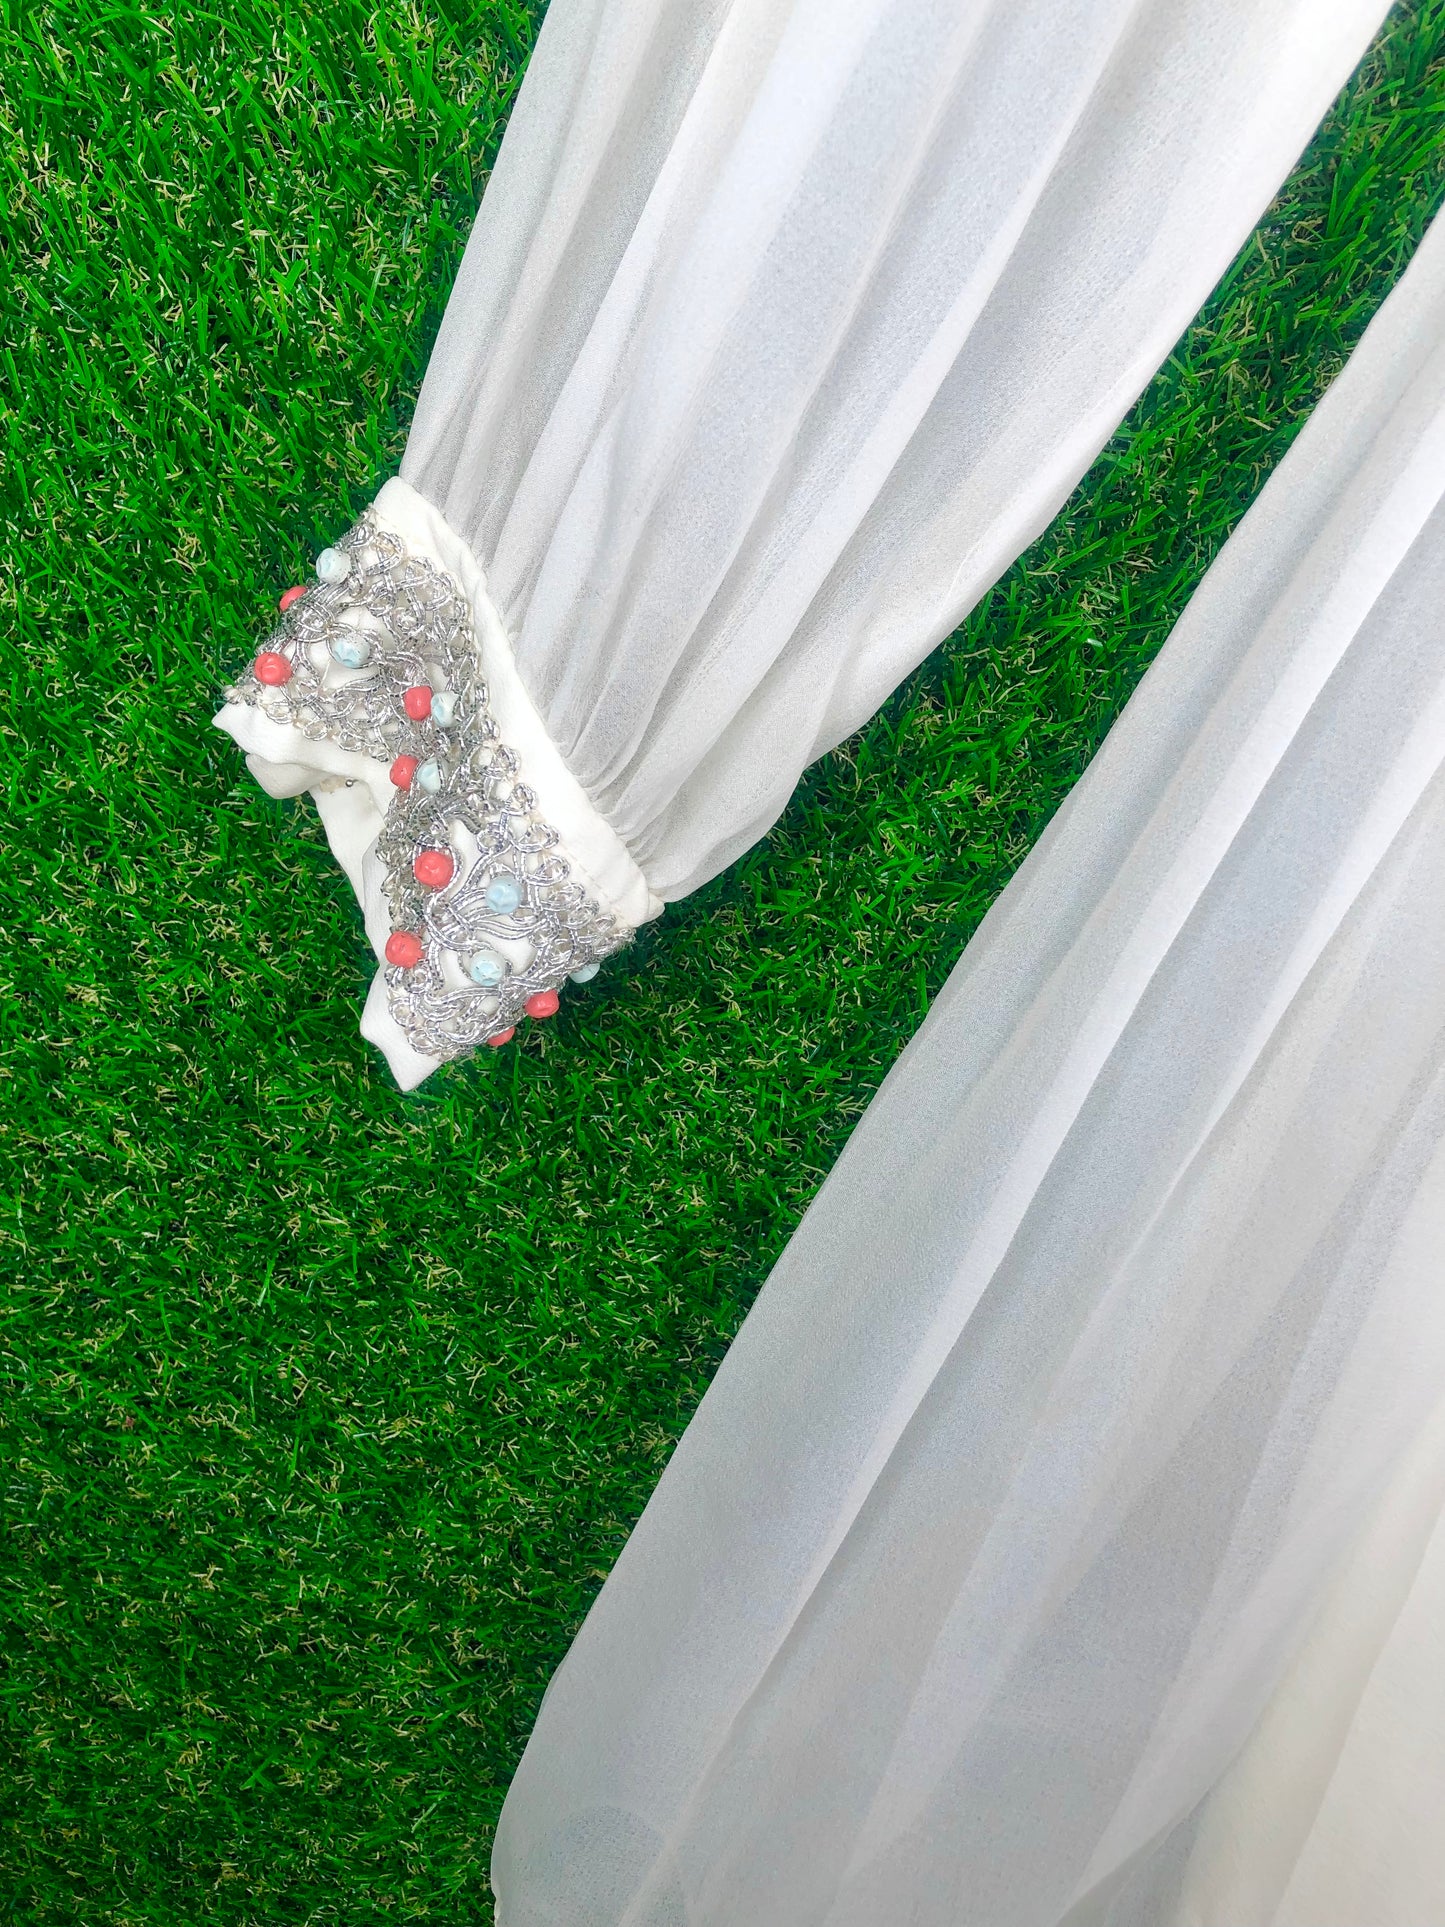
[315,546,351,584]
[329,633,371,668]
[467,950,507,988]
[484,875,522,916]
[431,690,457,728]
[568,960,600,984]
[415,759,442,794]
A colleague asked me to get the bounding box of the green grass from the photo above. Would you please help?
[2,2,1443,1919]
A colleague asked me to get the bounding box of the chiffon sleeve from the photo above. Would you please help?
[215,0,1388,1084]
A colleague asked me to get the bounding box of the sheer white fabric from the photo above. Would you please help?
[1171,1394,1445,1926]
[404,0,1387,901]
[490,214,1445,1926]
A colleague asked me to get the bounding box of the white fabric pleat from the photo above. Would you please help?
[490,214,1445,1926]
[404,0,1387,900]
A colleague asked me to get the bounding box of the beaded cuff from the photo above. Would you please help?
[222,508,633,1067]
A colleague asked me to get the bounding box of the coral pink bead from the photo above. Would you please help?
[278,585,307,612]
[487,1027,516,1048]
[254,650,292,686]
[413,848,455,890]
[525,989,560,1021]
[402,685,433,721]
[385,931,424,969]
[389,754,419,790]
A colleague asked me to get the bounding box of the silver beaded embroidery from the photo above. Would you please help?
[225,511,629,1060]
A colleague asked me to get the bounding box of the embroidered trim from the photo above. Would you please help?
[224,512,629,1061]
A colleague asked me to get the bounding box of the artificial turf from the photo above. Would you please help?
[3,2,1444,1920]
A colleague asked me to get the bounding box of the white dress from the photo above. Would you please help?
[489,214,1445,1924]
[206,2,1444,1917]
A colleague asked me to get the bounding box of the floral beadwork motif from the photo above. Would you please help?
[224,512,629,1061]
